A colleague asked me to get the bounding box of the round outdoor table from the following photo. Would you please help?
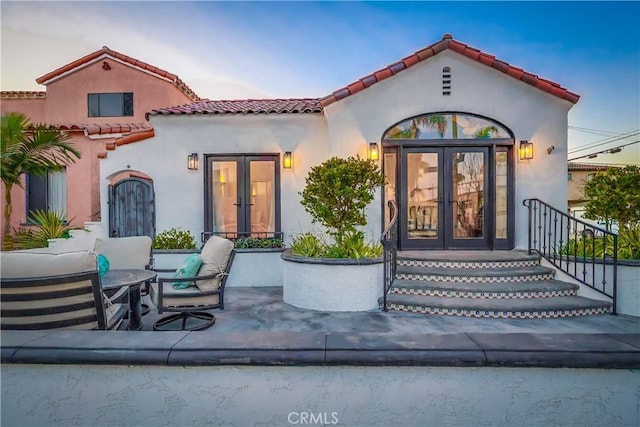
[102,269,157,331]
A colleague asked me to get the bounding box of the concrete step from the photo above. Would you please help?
[395,265,556,283]
[384,293,613,319]
[390,279,579,299]
[397,250,540,269]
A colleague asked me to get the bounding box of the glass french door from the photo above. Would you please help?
[399,147,489,249]
[205,155,279,237]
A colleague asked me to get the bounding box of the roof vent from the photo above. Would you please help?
[442,66,451,96]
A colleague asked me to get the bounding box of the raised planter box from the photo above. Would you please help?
[282,249,383,311]
[153,248,284,287]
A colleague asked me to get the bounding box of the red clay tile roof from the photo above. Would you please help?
[35,46,200,102]
[56,122,152,136]
[1,91,46,99]
[320,33,580,107]
[147,98,322,116]
[568,162,617,171]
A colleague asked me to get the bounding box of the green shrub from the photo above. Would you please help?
[291,232,327,257]
[298,156,385,259]
[153,228,197,250]
[13,210,72,250]
[233,236,283,249]
[558,226,640,260]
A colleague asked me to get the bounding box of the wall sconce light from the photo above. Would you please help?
[368,142,379,161]
[519,140,533,160]
[187,153,199,170]
[283,151,293,169]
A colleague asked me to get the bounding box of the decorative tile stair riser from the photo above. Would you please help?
[385,251,613,318]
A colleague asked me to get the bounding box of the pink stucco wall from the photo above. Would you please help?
[1,54,195,238]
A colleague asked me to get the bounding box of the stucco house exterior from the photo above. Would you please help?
[0,46,199,234]
[98,34,579,251]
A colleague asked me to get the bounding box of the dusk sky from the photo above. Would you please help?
[1,1,638,164]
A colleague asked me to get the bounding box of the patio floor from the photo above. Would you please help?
[142,286,640,335]
[2,286,639,368]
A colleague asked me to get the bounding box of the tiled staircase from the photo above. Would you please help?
[384,250,613,319]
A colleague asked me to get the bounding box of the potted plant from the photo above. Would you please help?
[282,156,386,311]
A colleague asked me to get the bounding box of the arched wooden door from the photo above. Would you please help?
[108,178,156,238]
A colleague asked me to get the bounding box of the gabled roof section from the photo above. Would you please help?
[1,91,46,99]
[320,33,580,107]
[148,98,322,117]
[35,46,200,102]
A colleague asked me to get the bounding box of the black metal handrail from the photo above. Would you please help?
[523,198,617,314]
[380,200,398,311]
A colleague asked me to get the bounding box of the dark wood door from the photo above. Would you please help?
[108,178,156,238]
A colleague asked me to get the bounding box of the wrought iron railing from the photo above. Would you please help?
[380,200,398,311]
[523,198,617,314]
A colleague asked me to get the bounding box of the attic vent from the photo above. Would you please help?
[442,66,451,96]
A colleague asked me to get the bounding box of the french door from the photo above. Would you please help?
[399,147,490,249]
[204,155,280,237]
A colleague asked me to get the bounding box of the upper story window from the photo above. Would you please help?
[88,92,133,117]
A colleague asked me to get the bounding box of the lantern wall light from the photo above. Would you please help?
[519,140,533,160]
[368,142,379,161]
[283,151,293,169]
[187,153,199,170]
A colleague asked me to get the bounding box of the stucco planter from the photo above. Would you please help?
[153,248,284,287]
[281,249,383,311]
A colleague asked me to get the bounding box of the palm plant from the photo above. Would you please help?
[1,112,81,247]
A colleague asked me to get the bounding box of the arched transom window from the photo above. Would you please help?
[384,113,511,140]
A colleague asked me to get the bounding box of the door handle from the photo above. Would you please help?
[233,197,242,207]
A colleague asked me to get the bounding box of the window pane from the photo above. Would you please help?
[48,170,67,215]
[452,151,484,238]
[123,93,134,116]
[99,93,124,117]
[383,152,396,225]
[385,113,510,140]
[495,152,508,239]
[27,174,47,214]
[407,153,439,239]
[249,161,275,235]
[211,161,237,233]
[88,94,100,117]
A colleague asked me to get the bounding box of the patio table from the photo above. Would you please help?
[102,269,157,331]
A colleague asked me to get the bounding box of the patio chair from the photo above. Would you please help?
[0,250,127,330]
[150,236,235,331]
[94,236,153,313]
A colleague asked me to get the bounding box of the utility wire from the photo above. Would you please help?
[567,130,640,154]
[569,126,627,136]
[568,140,640,161]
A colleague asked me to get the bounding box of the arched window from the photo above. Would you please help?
[384,113,511,140]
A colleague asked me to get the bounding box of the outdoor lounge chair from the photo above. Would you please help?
[94,236,153,313]
[150,235,235,331]
[0,250,127,330]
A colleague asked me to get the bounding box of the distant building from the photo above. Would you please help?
[567,162,617,219]
[1,47,200,233]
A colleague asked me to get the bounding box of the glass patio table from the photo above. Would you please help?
[101,269,157,330]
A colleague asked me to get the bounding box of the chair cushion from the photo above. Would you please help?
[0,250,97,278]
[196,236,234,292]
[94,236,152,270]
[172,253,203,289]
[150,282,220,308]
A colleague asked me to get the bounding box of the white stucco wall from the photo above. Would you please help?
[98,50,574,249]
[2,365,638,427]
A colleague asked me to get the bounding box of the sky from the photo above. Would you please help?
[1,1,639,164]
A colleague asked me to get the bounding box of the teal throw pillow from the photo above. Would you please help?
[97,254,110,277]
[173,253,203,289]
